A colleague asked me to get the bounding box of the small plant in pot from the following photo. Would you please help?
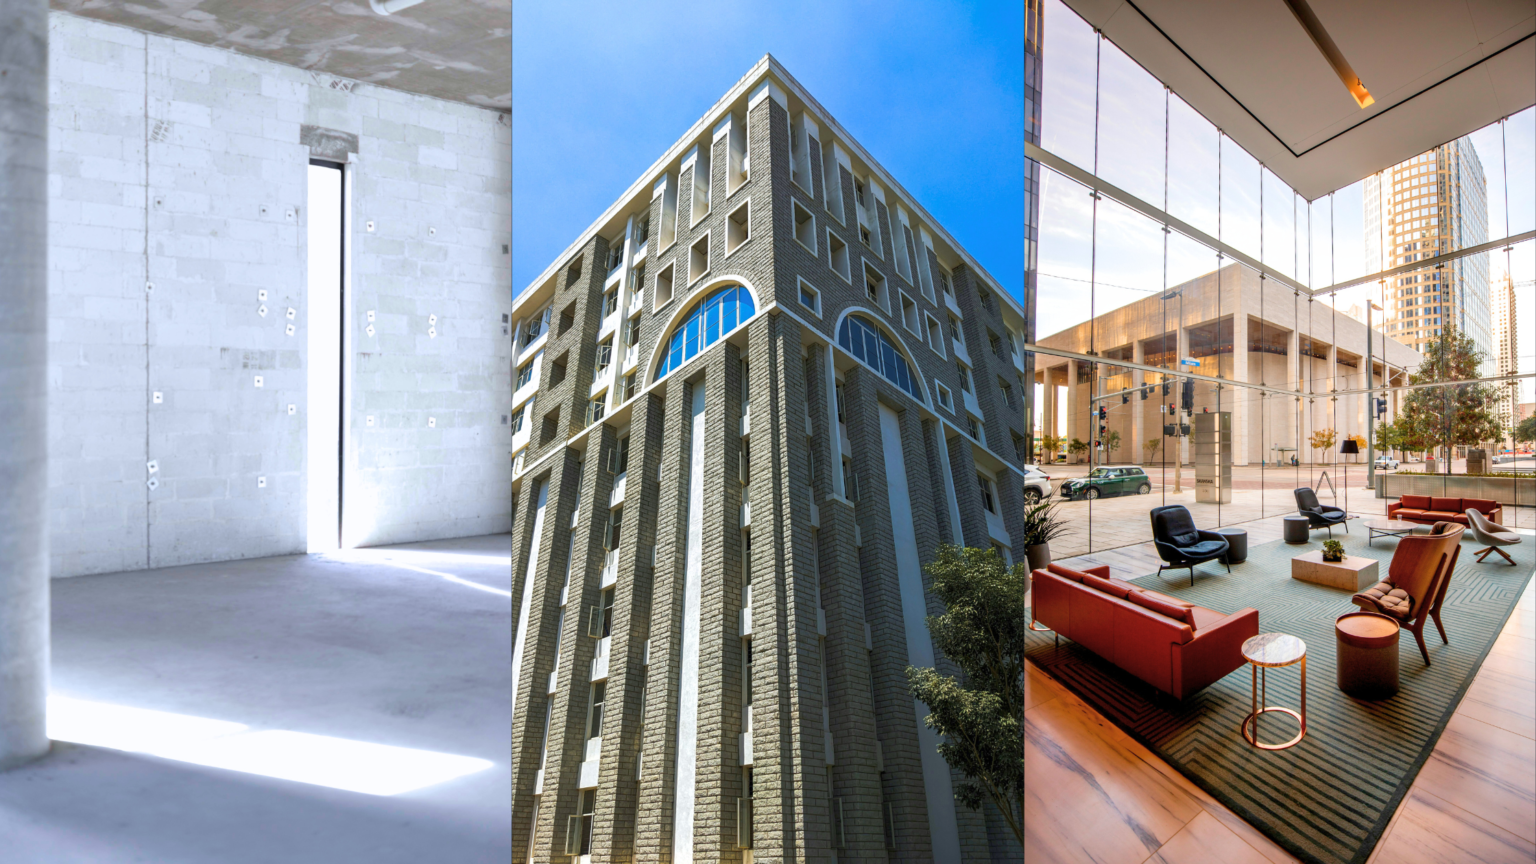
[1322,539,1346,563]
[1022,500,1071,573]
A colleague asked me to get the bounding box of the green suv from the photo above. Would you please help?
[1060,466,1152,500]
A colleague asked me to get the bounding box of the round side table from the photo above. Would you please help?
[1336,612,1400,699]
[1215,528,1248,563]
[1283,516,1311,544]
[1240,633,1307,751]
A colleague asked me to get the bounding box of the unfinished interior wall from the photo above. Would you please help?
[46,12,511,578]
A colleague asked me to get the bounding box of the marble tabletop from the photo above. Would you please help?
[1242,632,1306,667]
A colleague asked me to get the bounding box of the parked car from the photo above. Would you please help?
[1022,465,1052,504]
[1373,456,1400,470]
[1059,465,1152,500]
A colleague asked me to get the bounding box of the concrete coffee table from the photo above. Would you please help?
[1291,551,1379,592]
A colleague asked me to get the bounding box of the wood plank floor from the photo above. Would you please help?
[1024,517,1536,864]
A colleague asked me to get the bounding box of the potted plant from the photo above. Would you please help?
[1322,539,1345,563]
[1022,500,1071,572]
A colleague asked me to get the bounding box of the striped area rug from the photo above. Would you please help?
[1025,527,1534,864]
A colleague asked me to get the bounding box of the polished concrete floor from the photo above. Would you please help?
[1026,515,1536,864]
[0,535,512,863]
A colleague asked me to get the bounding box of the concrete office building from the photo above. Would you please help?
[1035,263,1421,466]
[509,56,1029,863]
[1364,138,1492,366]
[1492,272,1520,432]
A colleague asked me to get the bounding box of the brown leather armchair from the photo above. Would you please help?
[1351,522,1463,666]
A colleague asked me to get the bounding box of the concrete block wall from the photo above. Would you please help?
[46,12,510,577]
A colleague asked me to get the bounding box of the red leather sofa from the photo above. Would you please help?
[1387,495,1502,526]
[1031,563,1259,700]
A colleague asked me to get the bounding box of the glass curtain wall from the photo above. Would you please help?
[1029,0,1535,560]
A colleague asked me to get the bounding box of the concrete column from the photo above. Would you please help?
[1326,345,1338,454]
[1176,327,1190,466]
[1042,367,1056,446]
[0,0,50,772]
[1230,315,1249,466]
[1065,360,1078,458]
[1131,343,1145,465]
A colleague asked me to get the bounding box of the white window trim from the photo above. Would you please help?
[688,231,711,286]
[827,228,852,284]
[725,199,752,259]
[862,262,889,316]
[898,290,919,336]
[925,312,946,358]
[935,381,954,414]
[796,277,822,319]
[653,260,676,314]
[792,200,817,256]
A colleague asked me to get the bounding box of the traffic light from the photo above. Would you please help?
[1161,380,1171,397]
[1375,397,1387,418]
[1181,380,1194,412]
[1140,386,1149,401]
[1122,392,1130,405]
[1098,405,1107,420]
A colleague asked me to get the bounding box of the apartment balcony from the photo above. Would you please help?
[608,472,627,509]
[589,366,613,399]
[953,337,971,366]
[599,550,618,589]
[622,343,639,371]
[512,448,527,477]
[945,290,963,317]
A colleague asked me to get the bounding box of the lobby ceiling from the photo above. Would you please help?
[1063,0,1535,200]
[51,0,510,111]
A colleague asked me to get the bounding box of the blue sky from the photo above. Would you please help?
[512,0,1024,304]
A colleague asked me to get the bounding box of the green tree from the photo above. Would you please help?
[1040,433,1065,462]
[906,545,1024,847]
[1391,326,1504,466]
[1067,438,1088,461]
[1144,436,1162,463]
[1515,415,1536,446]
[1102,429,1122,460]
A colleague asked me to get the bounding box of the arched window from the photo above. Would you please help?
[654,284,756,380]
[838,314,922,402]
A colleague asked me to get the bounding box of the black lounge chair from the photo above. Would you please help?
[1149,505,1231,587]
[1295,487,1348,537]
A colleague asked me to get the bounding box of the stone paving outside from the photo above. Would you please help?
[1033,462,1536,559]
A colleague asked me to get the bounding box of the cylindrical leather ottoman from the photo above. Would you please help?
[1336,611,1400,699]
[1283,516,1311,544]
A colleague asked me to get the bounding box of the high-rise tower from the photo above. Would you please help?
[510,56,1028,863]
[1492,272,1519,433]
[1364,137,1491,370]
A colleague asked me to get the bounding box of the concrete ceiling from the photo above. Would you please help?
[52,0,510,110]
[1064,0,1535,200]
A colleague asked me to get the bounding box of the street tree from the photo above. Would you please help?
[906,545,1024,847]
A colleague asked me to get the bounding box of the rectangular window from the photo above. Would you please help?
[966,415,980,440]
[793,201,817,254]
[604,508,623,551]
[1000,379,1014,409]
[798,280,820,316]
[630,263,645,307]
[607,242,624,273]
[926,313,944,356]
[949,314,964,345]
[989,331,1001,356]
[566,789,596,856]
[601,585,616,637]
[522,307,548,346]
[864,264,887,313]
[978,475,997,513]
[588,681,607,739]
[957,363,972,393]
[842,460,859,502]
[655,262,675,309]
[860,225,872,248]
[511,405,525,434]
[938,267,952,296]
[623,372,637,402]
[727,202,750,254]
[608,436,630,475]
[900,292,919,334]
[854,179,865,207]
[587,398,605,426]
[516,361,534,390]
[978,289,992,311]
[834,383,846,424]
[935,382,954,412]
[690,234,710,284]
[828,232,851,282]
[593,338,613,381]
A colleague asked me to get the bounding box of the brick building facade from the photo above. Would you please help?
[511,56,1027,863]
